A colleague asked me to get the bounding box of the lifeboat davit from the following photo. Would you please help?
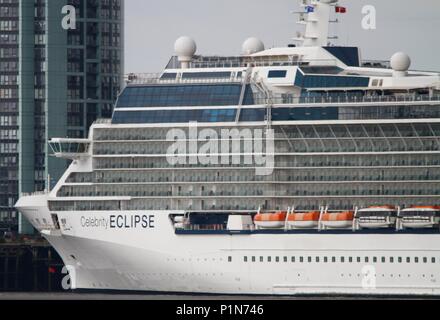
[288,211,320,229]
[321,211,354,229]
[399,206,440,229]
[254,211,287,229]
[356,206,397,229]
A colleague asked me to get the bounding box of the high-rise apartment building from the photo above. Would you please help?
[0,0,124,233]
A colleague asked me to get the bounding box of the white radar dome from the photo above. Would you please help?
[242,37,265,55]
[174,36,197,59]
[390,52,411,72]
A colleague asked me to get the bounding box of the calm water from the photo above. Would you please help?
[0,292,437,300]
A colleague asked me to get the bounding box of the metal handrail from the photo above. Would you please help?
[126,73,242,85]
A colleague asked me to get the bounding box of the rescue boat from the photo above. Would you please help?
[321,211,354,229]
[254,211,287,229]
[288,211,320,229]
[399,206,440,229]
[356,206,397,229]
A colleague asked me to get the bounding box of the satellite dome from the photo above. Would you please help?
[242,37,265,55]
[174,36,197,59]
[390,52,411,72]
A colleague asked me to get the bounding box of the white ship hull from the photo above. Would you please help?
[17,195,440,296]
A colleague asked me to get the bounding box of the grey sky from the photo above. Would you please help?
[124,0,440,73]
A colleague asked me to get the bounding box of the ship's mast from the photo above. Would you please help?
[294,0,339,47]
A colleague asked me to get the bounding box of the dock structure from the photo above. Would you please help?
[0,240,64,292]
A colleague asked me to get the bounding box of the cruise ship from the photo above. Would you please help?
[15,0,440,295]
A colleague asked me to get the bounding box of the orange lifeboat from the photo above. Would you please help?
[288,211,320,229]
[254,211,287,229]
[321,211,354,229]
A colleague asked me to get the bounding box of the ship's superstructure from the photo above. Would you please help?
[15,0,440,295]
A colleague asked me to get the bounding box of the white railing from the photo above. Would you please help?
[21,191,49,197]
[126,73,242,85]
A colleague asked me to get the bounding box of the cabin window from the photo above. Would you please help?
[268,256,272,262]
[252,256,256,262]
[284,256,288,263]
[415,257,419,263]
[423,257,427,263]
[390,257,394,263]
[316,257,320,263]
[276,257,280,263]
[260,256,264,262]
[381,257,386,263]
[324,257,328,263]
[357,257,361,263]
[432,258,436,263]
[365,257,369,263]
[373,257,377,263]
[244,256,248,262]
[332,257,336,263]
[228,256,232,262]
[398,257,402,263]
[406,257,411,263]
[291,256,296,263]
[307,257,312,263]
[300,257,304,263]
[341,257,345,263]
[268,70,287,78]
[348,257,353,263]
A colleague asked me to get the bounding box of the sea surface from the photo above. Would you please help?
[0,292,438,300]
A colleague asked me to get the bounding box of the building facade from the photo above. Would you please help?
[0,0,124,233]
